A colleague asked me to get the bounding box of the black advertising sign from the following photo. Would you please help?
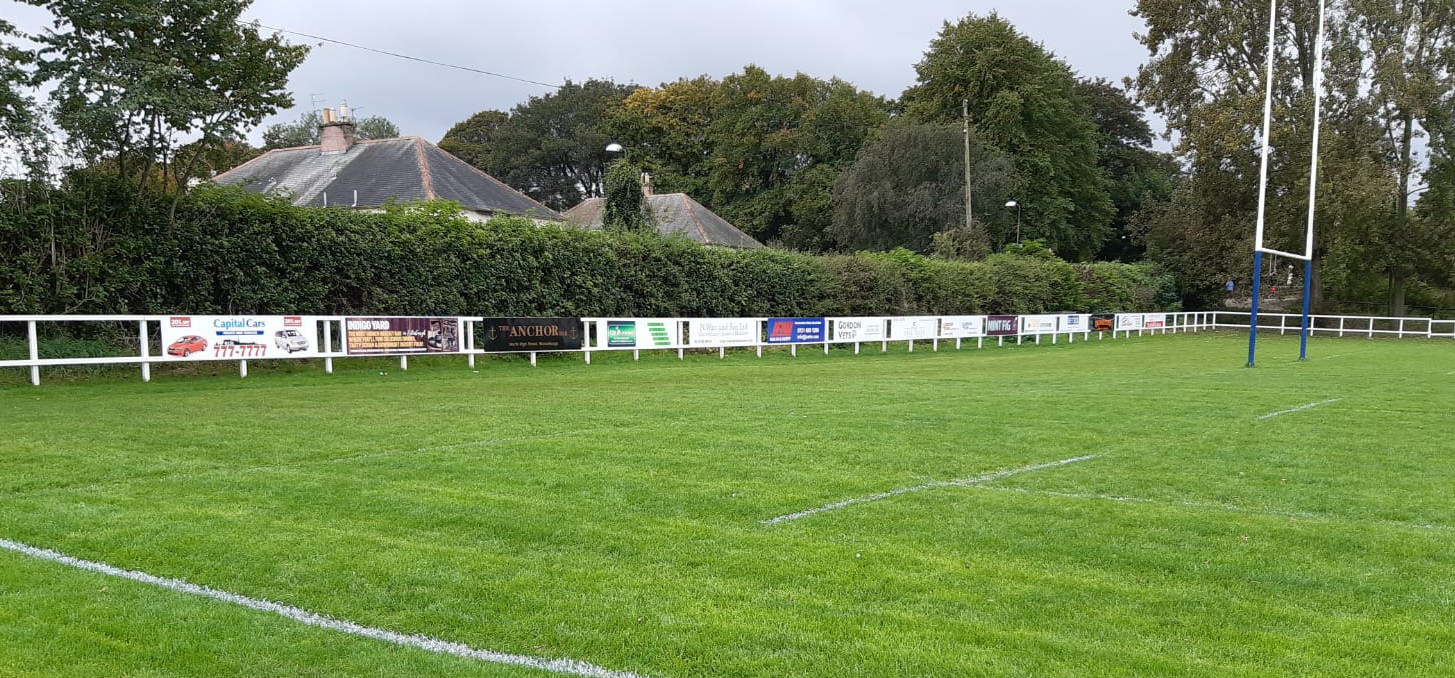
[480,317,583,352]
[344,317,462,355]
[986,315,1020,336]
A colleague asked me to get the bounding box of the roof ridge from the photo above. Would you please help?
[413,138,435,200]
[679,193,710,243]
[417,137,563,219]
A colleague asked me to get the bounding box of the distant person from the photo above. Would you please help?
[1225,280,1235,293]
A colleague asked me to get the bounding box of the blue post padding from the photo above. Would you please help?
[1247,251,1263,367]
[1299,258,1313,361]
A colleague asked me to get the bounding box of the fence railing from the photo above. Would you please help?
[2,310,1448,386]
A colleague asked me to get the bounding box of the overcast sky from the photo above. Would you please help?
[4,0,1156,145]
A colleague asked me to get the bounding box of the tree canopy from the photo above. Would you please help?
[25,0,308,192]
[900,12,1114,260]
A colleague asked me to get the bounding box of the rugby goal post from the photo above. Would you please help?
[1248,0,1325,366]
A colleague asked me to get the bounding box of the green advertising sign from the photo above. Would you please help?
[607,321,636,348]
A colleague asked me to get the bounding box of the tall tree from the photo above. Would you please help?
[437,109,509,175]
[705,66,889,248]
[602,160,649,233]
[0,19,44,172]
[26,0,308,198]
[262,110,401,150]
[1345,0,1455,313]
[829,122,1013,253]
[482,79,637,211]
[1134,0,1452,312]
[1074,78,1178,261]
[607,76,720,200]
[900,13,1114,260]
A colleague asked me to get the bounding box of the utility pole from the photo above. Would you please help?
[963,99,972,230]
[960,98,971,229]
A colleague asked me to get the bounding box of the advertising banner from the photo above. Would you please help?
[1115,313,1144,330]
[832,317,886,342]
[344,317,462,355]
[939,316,986,338]
[1143,313,1168,329]
[161,315,319,361]
[1020,315,1059,334]
[889,316,939,341]
[986,315,1020,336]
[766,317,826,344]
[599,319,681,350]
[687,318,759,347]
[1091,313,1115,332]
[480,317,583,352]
[1059,314,1091,333]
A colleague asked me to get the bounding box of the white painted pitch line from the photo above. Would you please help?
[969,485,1455,533]
[760,455,1097,526]
[0,538,649,678]
[1258,398,1343,420]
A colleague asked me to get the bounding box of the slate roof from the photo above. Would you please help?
[213,137,563,220]
[563,193,764,249]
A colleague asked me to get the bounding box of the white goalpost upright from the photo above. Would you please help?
[1248,0,1325,366]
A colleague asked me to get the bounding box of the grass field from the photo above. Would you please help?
[2,332,1453,677]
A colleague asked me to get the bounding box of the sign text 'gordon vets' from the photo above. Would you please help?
[766,317,826,344]
[480,318,583,352]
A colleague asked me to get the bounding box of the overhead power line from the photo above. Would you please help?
[247,21,563,90]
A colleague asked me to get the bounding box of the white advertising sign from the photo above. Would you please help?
[889,316,939,340]
[1020,315,1059,334]
[1115,313,1144,330]
[939,315,986,338]
[1143,313,1168,329]
[832,317,887,342]
[161,315,319,361]
[1059,314,1091,332]
[687,318,759,346]
[600,318,682,349]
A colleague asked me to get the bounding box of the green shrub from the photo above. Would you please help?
[0,178,1176,318]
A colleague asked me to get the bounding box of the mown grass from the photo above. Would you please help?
[1,332,1453,677]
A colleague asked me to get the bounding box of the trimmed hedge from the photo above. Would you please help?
[0,181,1177,317]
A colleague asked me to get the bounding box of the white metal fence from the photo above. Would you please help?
[1,310,1448,386]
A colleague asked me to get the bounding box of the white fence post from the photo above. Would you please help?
[27,320,39,386]
[466,320,475,369]
[324,319,335,373]
[400,355,408,371]
[139,319,151,383]
[239,360,248,378]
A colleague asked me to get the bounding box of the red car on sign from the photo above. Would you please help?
[167,335,207,357]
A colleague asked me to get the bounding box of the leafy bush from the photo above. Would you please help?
[0,179,1175,318]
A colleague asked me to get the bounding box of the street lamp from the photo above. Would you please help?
[1004,200,1021,243]
[605,142,624,155]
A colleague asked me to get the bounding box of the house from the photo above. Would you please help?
[214,107,562,223]
[562,175,764,249]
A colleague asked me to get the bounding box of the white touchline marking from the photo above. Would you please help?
[1258,398,1343,420]
[760,455,1097,525]
[0,538,649,678]
[969,485,1455,533]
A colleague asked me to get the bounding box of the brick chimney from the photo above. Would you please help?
[319,105,356,155]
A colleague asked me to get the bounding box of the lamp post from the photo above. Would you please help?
[1004,200,1021,243]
